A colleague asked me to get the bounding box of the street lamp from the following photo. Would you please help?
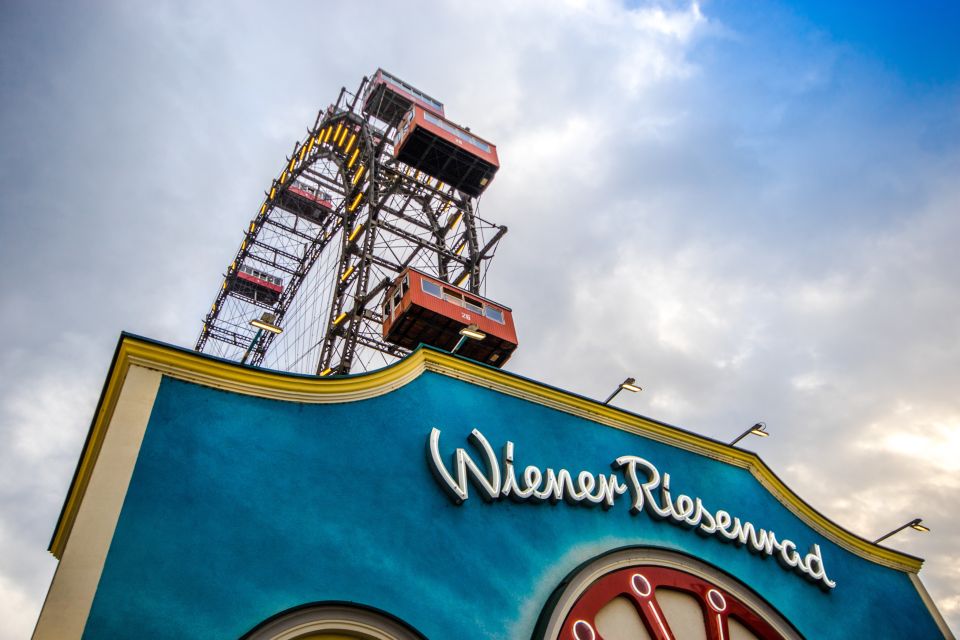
[874,518,930,544]
[729,422,769,446]
[452,324,485,354]
[603,377,642,405]
[240,313,282,365]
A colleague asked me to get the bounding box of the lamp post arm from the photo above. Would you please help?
[451,334,468,354]
[874,521,914,544]
[729,426,753,446]
[240,328,265,365]
[602,387,623,405]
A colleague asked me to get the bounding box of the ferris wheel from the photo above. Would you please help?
[195,69,515,375]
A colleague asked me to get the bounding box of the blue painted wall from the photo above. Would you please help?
[84,371,941,639]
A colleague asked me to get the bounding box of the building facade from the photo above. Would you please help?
[34,334,953,639]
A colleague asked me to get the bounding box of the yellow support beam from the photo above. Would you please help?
[348,192,363,212]
[348,223,364,242]
[351,165,366,186]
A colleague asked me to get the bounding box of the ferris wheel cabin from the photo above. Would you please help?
[382,269,518,367]
[394,105,499,198]
[275,182,334,223]
[362,68,445,128]
[231,264,284,306]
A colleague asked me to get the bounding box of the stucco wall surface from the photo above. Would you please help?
[82,373,942,639]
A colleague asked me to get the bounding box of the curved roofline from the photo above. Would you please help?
[50,333,923,574]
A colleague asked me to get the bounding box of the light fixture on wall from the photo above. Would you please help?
[603,377,642,405]
[250,313,283,334]
[241,313,283,365]
[874,518,929,544]
[452,324,485,354]
[729,422,769,446]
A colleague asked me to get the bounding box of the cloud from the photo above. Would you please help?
[1,0,958,636]
[0,335,102,638]
[0,567,43,640]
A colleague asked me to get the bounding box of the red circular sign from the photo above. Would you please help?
[559,566,787,640]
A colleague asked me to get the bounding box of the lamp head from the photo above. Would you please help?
[749,422,769,437]
[459,324,486,341]
[250,312,283,334]
[909,519,930,533]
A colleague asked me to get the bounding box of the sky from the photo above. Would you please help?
[1,0,958,636]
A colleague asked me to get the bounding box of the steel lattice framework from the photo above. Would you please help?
[195,75,506,375]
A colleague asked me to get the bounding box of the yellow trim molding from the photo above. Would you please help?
[36,365,162,639]
[50,334,923,576]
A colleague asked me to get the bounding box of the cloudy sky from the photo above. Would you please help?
[2,0,958,636]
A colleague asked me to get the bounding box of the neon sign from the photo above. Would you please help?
[428,428,836,590]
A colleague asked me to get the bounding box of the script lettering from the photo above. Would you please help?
[428,429,836,590]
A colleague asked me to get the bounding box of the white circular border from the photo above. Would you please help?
[537,548,802,640]
[243,603,423,640]
[572,619,596,640]
[630,573,653,598]
[707,588,728,612]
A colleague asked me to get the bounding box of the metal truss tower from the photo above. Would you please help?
[194,73,507,375]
